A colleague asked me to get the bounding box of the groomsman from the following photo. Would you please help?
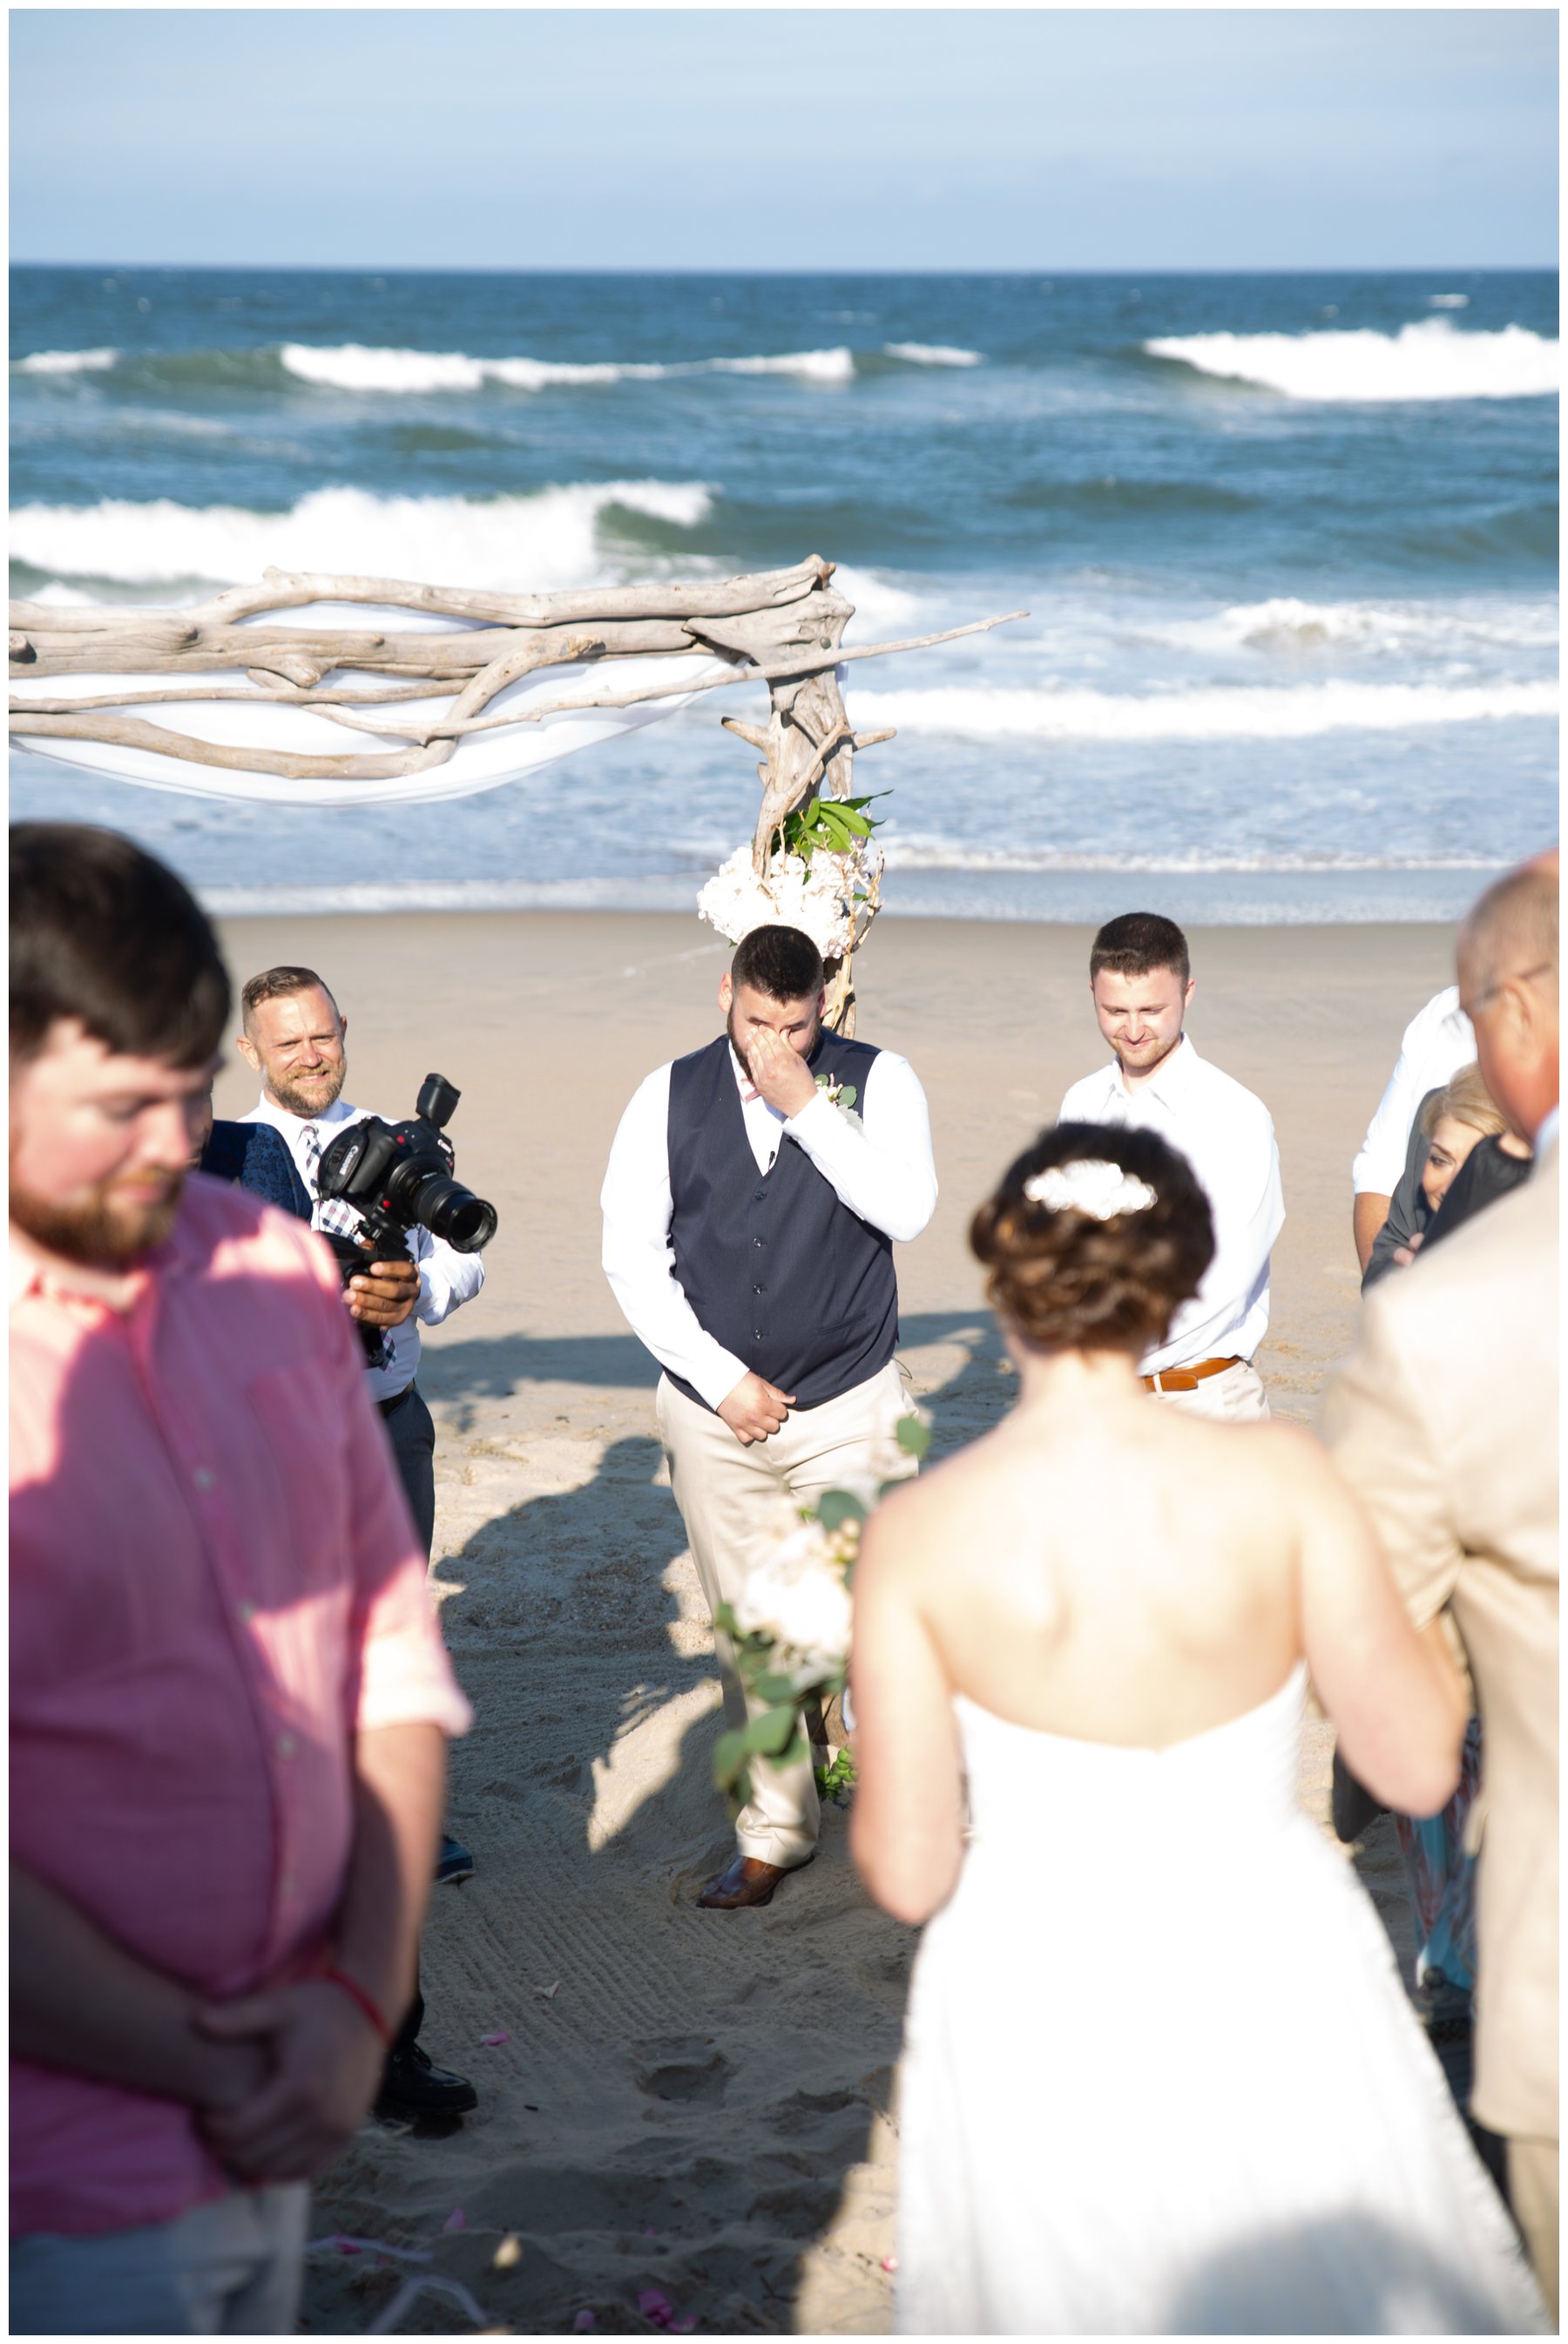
[1058,911,1283,1420]
[603,924,937,1908]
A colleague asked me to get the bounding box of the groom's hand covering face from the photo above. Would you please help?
[722,977,822,1119]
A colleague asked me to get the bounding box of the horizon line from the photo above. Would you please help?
[11,259,1558,278]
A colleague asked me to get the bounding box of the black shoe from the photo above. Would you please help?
[435,1833,475,1887]
[375,2041,478,2121]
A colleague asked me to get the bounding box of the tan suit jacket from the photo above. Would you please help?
[1322,1141,1558,2144]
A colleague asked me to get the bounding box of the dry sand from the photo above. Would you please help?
[209,910,1456,2337]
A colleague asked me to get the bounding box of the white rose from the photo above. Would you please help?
[731,1519,854,1672]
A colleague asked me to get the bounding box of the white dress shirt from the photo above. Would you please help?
[1058,1034,1284,1378]
[242,1094,486,1401]
[1353,986,1477,1196]
[602,1043,937,1410]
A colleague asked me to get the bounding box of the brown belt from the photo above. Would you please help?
[1142,1355,1242,1394]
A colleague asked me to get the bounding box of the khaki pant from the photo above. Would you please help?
[1507,2135,1558,2320]
[1148,1357,1270,1423]
[658,1359,917,1866]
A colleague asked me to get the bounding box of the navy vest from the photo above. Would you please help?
[666,1028,899,1412]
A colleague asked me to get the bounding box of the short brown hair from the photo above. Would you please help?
[10,823,230,1069]
[970,1121,1213,1353]
[1089,911,1191,991]
[731,925,824,1002]
[240,965,340,1035]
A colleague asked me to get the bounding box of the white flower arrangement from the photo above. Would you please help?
[697,837,883,962]
[729,1511,858,1682]
[1024,1160,1159,1220]
[712,1407,933,1812]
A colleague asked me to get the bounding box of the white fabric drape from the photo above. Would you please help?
[10,602,731,808]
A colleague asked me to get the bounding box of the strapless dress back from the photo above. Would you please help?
[896,1667,1545,2335]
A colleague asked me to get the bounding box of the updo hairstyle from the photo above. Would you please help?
[970,1121,1214,1354]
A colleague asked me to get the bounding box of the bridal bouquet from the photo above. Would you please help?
[712,1410,929,1811]
[696,793,885,959]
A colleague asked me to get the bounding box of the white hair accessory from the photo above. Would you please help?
[1024,1160,1159,1220]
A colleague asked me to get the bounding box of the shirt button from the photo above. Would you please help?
[192,1467,216,1491]
[237,1600,257,1624]
[276,1731,297,1759]
[754,1236,765,1249]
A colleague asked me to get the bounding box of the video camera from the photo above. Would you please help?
[316,1073,497,1365]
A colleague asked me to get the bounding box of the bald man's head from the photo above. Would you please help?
[1457,862,1558,999]
[1456,856,1558,1142]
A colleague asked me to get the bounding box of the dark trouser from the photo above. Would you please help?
[380,1382,437,2063]
[382,1381,436,1557]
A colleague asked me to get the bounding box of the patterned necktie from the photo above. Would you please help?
[299,1122,364,1239]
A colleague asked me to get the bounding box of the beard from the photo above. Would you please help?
[269,1061,347,1118]
[10,1169,186,1268]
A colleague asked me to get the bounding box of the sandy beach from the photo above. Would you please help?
[207,909,1453,2337]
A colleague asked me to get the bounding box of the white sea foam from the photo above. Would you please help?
[882,342,983,367]
[280,341,859,392]
[713,346,855,383]
[881,840,1506,874]
[848,678,1558,743]
[1428,295,1470,309]
[1146,318,1558,402]
[830,566,924,631]
[8,479,713,590]
[15,348,119,374]
[1152,595,1560,657]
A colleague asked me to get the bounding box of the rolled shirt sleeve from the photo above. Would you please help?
[413,1227,486,1327]
[783,1051,938,1243]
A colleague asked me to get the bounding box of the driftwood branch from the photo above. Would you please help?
[229,610,1024,748]
[10,559,1028,1034]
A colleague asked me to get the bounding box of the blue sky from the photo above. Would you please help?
[10,9,1558,270]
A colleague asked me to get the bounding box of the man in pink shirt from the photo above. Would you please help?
[10,823,472,2334]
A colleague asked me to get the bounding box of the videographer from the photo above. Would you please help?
[235,965,488,2124]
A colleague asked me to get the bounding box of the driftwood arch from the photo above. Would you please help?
[10,557,1023,1031]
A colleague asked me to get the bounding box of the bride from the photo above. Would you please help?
[848,1122,1545,2335]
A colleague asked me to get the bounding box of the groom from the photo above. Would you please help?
[602,924,937,1907]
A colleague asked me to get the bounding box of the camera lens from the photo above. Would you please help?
[412,1171,497,1253]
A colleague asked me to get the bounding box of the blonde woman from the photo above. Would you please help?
[1364,1064,1526,1288]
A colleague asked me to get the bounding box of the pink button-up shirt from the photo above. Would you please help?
[10,1175,472,2238]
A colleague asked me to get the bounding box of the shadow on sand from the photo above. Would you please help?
[369,1318,1017,2333]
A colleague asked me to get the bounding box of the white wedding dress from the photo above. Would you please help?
[896,1664,1547,2334]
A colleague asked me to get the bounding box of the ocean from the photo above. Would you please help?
[10,265,1558,925]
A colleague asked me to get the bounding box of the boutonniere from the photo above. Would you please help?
[815,1073,863,1132]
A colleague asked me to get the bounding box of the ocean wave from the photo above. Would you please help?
[882,342,983,367]
[1152,594,1560,657]
[8,478,713,590]
[880,841,1509,875]
[847,678,1558,742]
[14,348,118,374]
[279,341,861,392]
[1428,295,1470,309]
[1145,319,1558,403]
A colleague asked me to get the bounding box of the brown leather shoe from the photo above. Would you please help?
[695,1853,809,1910]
